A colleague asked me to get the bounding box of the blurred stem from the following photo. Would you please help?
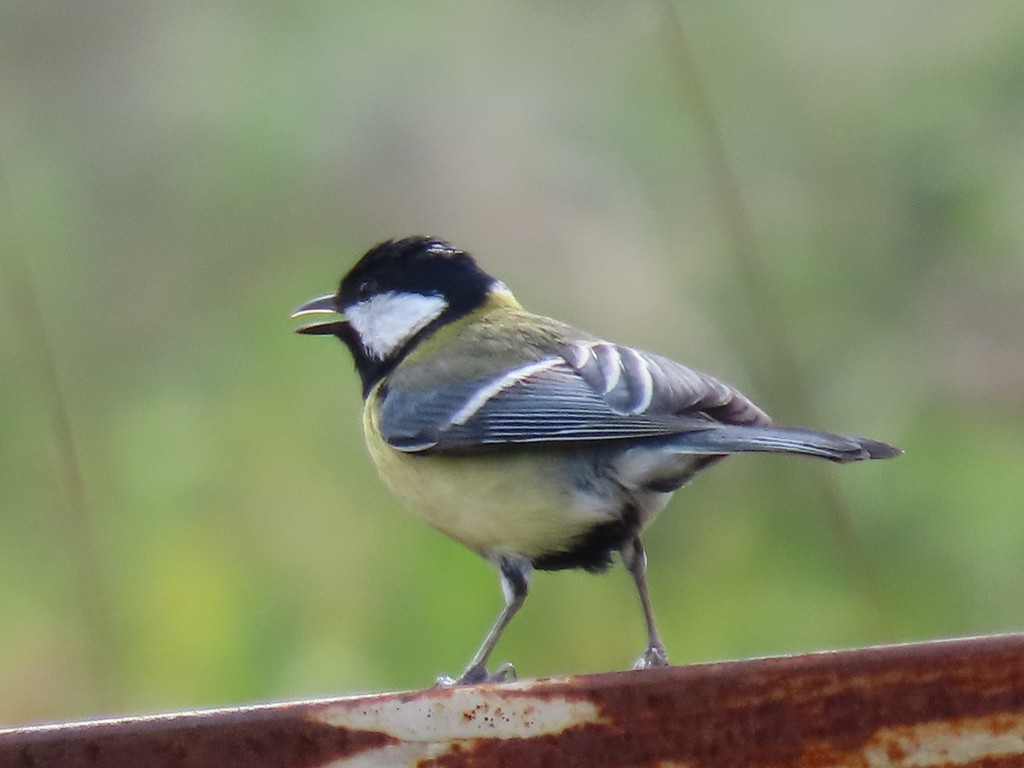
[0,167,119,711]
[657,1,888,632]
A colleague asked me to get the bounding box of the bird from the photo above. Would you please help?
[292,236,900,685]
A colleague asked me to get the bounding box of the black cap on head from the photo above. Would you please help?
[299,237,499,396]
[337,236,496,317]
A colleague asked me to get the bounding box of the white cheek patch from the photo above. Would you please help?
[345,291,448,360]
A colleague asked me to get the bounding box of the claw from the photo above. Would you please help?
[489,661,517,682]
[434,661,517,687]
[634,644,669,670]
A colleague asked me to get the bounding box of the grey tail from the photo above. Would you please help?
[673,425,901,463]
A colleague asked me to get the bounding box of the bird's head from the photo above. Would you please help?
[292,236,507,392]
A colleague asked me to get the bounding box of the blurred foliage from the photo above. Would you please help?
[2,0,1023,726]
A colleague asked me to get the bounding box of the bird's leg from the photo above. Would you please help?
[437,554,532,686]
[622,536,669,670]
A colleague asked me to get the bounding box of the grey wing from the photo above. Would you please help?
[379,341,770,453]
[565,342,768,426]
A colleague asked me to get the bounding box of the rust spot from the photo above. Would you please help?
[2,705,397,768]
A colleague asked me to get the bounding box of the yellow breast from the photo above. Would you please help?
[362,398,613,559]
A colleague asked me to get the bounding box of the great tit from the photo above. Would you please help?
[293,236,899,685]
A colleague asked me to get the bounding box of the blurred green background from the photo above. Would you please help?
[2,1,1023,726]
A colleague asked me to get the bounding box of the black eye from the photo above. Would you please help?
[356,280,376,300]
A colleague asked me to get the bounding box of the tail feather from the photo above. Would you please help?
[674,425,901,463]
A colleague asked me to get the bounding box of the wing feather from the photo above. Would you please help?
[379,341,769,453]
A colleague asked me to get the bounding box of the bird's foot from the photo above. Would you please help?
[633,643,669,670]
[435,661,517,687]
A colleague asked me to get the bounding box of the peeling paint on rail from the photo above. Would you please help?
[3,634,1024,767]
[316,680,606,740]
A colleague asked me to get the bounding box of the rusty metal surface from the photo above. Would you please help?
[3,634,1024,767]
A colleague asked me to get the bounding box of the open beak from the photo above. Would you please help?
[291,294,348,335]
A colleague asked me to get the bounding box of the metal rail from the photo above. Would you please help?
[3,633,1024,767]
